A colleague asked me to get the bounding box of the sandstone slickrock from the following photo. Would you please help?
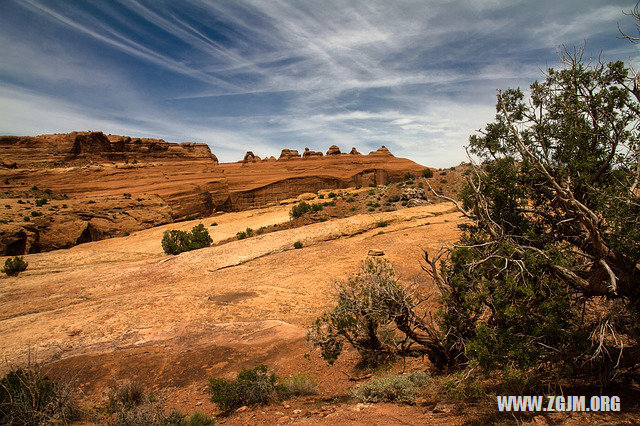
[367,249,385,256]
[349,147,361,155]
[326,145,341,155]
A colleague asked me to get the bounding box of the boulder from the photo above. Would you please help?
[367,249,385,256]
[326,145,341,155]
[279,149,301,160]
[349,147,361,155]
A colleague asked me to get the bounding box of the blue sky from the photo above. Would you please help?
[1,0,638,166]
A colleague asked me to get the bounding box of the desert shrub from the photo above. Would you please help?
[184,411,215,425]
[30,211,42,217]
[327,192,337,198]
[322,200,336,207]
[17,199,25,204]
[161,224,212,255]
[245,227,254,237]
[418,182,424,188]
[422,169,434,179]
[293,241,303,249]
[440,179,448,184]
[401,201,408,206]
[106,380,145,412]
[209,365,283,414]
[369,183,377,187]
[403,172,415,181]
[87,200,96,204]
[0,366,79,425]
[311,203,323,212]
[256,227,265,235]
[368,207,375,212]
[318,194,325,199]
[110,405,184,425]
[350,206,357,212]
[377,221,389,228]
[236,231,246,240]
[367,189,376,195]
[2,256,28,276]
[387,194,401,203]
[290,202,311,219]
[351,371,429,404]
[346,197,356,202]
[23,216,30,221]
[123,193,132,199]
[210,222,217,226]
[278,373,317,397]
[35,198,48,207]
[308,258,437,366]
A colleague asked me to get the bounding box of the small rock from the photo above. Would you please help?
[277,416,291,424]
[368,249,385,256]
[283,403,291,409]
[236,406,248,413]
[293,409,302,414]
[195,401,202,406]
[432,403,453,414]
[275,411,285,416]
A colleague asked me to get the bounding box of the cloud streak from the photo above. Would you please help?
[0,0,637,167]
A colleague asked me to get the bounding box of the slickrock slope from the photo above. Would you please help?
[0,132,426,254]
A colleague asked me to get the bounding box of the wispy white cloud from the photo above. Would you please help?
[0,0,637,167]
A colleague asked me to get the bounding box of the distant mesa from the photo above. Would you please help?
[279,149,301,160]
[349,147,361,155]
[243,151,260,163]
[303,147,323,158]
[369,146,393,156]
[326,145,341,155]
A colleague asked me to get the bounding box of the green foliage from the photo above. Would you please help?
[387,194,401,203]
[293,241,303,249]
[422,169,434,179]
[35,197,48,207]
[308,258,427,366]
[245,227,254,237]
[351,371,429,404]
[106,380,145,412]
[209,366,282,414]
[184,411,215,425]
[327,192,337,198]
[278,373,318,397]
[429,51,640,383]
[0,366,78,425]
[236,231,247,240]
[377,221,389,228]
[403,172,415,181]
[2,256,28,276]
[290,202,324,219]
[161,224,212,255]
[123,193,132,199]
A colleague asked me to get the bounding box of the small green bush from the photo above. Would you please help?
[278,373,317,397]
[350,206,357,212]
[106,380,145,412]
[377,221,389,228]
[161,224,212,255]
[30,211,42,217]
[17,200,25,204]
[367,189,376,195]
[245,227,254,237]
[293,241,303,249]
[351,371,429,404]
[209,365,282,414]
[2,256,28,276]
[346,197,356,202]
[184,411,215,425]
[290,202,312,219]
[123,193,132,199]
[35,198,48,207]
[256,227,265,235]
[403,172,415,181]
[318,194,325,199]
[0,366,78,424]
[236,231,247,240]
[327,192,337,198]
[422,169,434,179]
[387,194,401,202]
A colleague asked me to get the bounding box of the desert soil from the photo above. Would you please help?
[1,200,637,425]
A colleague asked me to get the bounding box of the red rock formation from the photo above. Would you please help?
[370,146,393,156]
[278,149,301,160]
[349,147,361,155]
[303,148,323,158]
[243,151,260,163]
[326,145,341,155]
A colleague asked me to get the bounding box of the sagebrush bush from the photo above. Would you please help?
[106,380,145,412]
[351,371,429,404]
[2,256,28,276]
[422,168,434,179]
[209,365,281,414]
[0,366,79,424]
[293,241,303,249]
[161,224,212,255]
[278,373,317,397]
[290,202,323,219]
